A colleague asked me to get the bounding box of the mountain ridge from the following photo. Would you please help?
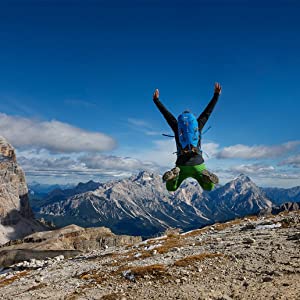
[30,170,295,238]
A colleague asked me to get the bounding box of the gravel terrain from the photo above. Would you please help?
[0,211,299,300]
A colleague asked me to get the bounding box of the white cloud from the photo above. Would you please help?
[279,153,300,168]
[266,173,300,180]
[201,142,220,159]
[213,163,300,188]
[224,163,299,180]
[16,138,219,184]
[17,149,159,184]
[216,141,300,159]
[79,154,159,172]
[18,156,82,171]
[230,163,275,175]
[0,113,116,153]
[134,139,177,168]
[132,139,220,169]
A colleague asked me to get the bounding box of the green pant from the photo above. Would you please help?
[166,164,214,192]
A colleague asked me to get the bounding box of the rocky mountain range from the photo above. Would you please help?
[262,186,300,206]
[0,137,46,245]
[30,171,298,238]
[29,180,101,210]
[28,182,75,195]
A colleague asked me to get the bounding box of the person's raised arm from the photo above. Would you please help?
[153,89,178,133]
[197,82,222,130]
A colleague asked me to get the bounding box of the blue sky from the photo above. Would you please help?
[0,0,299,187]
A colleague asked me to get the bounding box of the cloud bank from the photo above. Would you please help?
[17,150,159,183]
[79,154,159,172]
[279,154,300,168]
[0,113,116,153]
[216,141,300,159]
[230,163,275,175]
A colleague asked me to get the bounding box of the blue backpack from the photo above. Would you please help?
[177,112,200,154]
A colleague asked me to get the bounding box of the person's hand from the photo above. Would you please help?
[214,82,222,94]
[153,89,159,100]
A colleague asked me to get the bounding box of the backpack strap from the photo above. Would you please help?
[162,133,175,138]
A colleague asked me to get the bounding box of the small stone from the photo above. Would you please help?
[122,270,135,282]
[221,295,234,300]
[262,276,273,282]
[230,255,238,262]
[282,283,289,286]
[172,247,181,252]
[276,244,284,250]
[54,255,64,261]
[272,271,283,277]
[23,261,30,267]
[243,237,256,244]
[241,223,256,231]
[35,276,44,283]
[175,279,181,284]
[181,270,189,276]
[287,232,300,240]
[181,276,188,282]
[243,280,249,287]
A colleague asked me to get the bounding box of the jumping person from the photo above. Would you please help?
[153,83,221,192]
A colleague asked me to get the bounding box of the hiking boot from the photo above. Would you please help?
[162,167,180,182]
[201,169,219,184]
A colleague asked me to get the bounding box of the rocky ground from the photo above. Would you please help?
[0,211,299,300]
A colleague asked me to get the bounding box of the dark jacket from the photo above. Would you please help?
[153,93,219,166]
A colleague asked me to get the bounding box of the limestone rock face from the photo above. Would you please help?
[0,136,45,245]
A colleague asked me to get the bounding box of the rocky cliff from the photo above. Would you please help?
[0,137,45,245]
